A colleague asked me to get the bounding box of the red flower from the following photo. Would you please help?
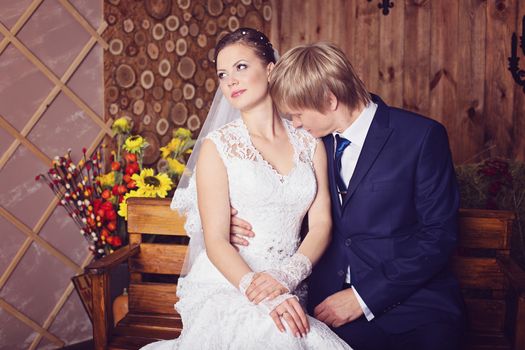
[100,201,113,212]
[111,161,121,171]
[126,180,137,189]
[93,199,102,212]
[125,162,140,175]
[112,184,120,196]
[111,236,123,247]
[105,209,117,221]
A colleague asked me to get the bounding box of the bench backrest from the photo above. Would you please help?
[453,208,515,333]
[126,199,515,332]
[126,197,187,315]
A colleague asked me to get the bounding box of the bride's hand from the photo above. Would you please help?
[246,272,288,304]
[270,297,310,337]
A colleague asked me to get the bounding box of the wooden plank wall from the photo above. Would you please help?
[270,0,525,164]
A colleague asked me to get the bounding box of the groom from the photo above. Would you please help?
[231,42,464,350]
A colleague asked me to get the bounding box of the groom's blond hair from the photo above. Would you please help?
[269,42,370,113]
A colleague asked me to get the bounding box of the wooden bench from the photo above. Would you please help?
[85,199,525,349]
[453,209,525,350]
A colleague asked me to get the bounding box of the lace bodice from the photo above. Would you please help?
[207,118,318,271]
[177,118,318,274]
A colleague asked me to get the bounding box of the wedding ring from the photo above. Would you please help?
[279,311,288,317]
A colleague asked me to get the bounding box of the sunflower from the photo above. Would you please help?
[132,169,173,198]
[174,127,192,139]
[111,117,131,134]
[123,135,148,154]
[118,190,142,220]
[166,157,186,176]
[97,172,115,188]
[160,138,182,159]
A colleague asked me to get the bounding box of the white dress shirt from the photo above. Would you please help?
[332,101,377,321]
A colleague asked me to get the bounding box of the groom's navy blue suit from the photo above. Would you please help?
[307,95,464,349]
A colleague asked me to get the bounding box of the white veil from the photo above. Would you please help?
[170,88,241,276]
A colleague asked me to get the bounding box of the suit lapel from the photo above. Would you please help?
[322,135,342,217]
[341,96,393,211]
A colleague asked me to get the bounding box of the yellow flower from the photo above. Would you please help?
[160,138,182,159]
[132,168,172,198]
[118,190,142,220]
[97,172,115,188]
[112,117,131,134]
[167,157,186,176]
[174,128,192,139]
[123,135,148,154]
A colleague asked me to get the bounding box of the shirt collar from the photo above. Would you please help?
[332,102,377,148]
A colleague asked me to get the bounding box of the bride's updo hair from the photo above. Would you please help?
[214,27,276,67]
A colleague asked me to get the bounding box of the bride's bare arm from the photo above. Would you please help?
[196,139,252,287]
[297,141,332,264]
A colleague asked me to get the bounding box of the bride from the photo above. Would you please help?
[141,28,351,349]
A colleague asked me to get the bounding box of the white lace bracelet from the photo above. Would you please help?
[265,253,312,293]
[238,271,255,295]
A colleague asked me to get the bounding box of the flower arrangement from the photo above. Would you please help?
[36,117,195,259]
[456,158,525,264]
[160,127,195,188]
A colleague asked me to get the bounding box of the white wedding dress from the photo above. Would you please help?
[141,118,351,350]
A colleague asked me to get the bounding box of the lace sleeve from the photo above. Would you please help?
[288,122,319,164]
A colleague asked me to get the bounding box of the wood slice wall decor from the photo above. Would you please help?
[104,0,272,168]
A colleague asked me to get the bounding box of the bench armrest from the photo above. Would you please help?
[86,244,138,350]
[85,244,140,275]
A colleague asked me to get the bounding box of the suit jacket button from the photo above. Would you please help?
[337,270,345,277]
[345,238,352,247]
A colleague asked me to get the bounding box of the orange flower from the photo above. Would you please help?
[101,228,110,238]
[117,185,127,195]
[101,189,111,199]
[106,221,117,232]
[111,161,121,171]
[125,153,137,163]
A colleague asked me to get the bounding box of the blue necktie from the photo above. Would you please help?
[334,135,351,199]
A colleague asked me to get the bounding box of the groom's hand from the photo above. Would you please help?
[230,207,255,246]
[314,288,364,328]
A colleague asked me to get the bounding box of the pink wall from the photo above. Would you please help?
[0,0,103,348]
